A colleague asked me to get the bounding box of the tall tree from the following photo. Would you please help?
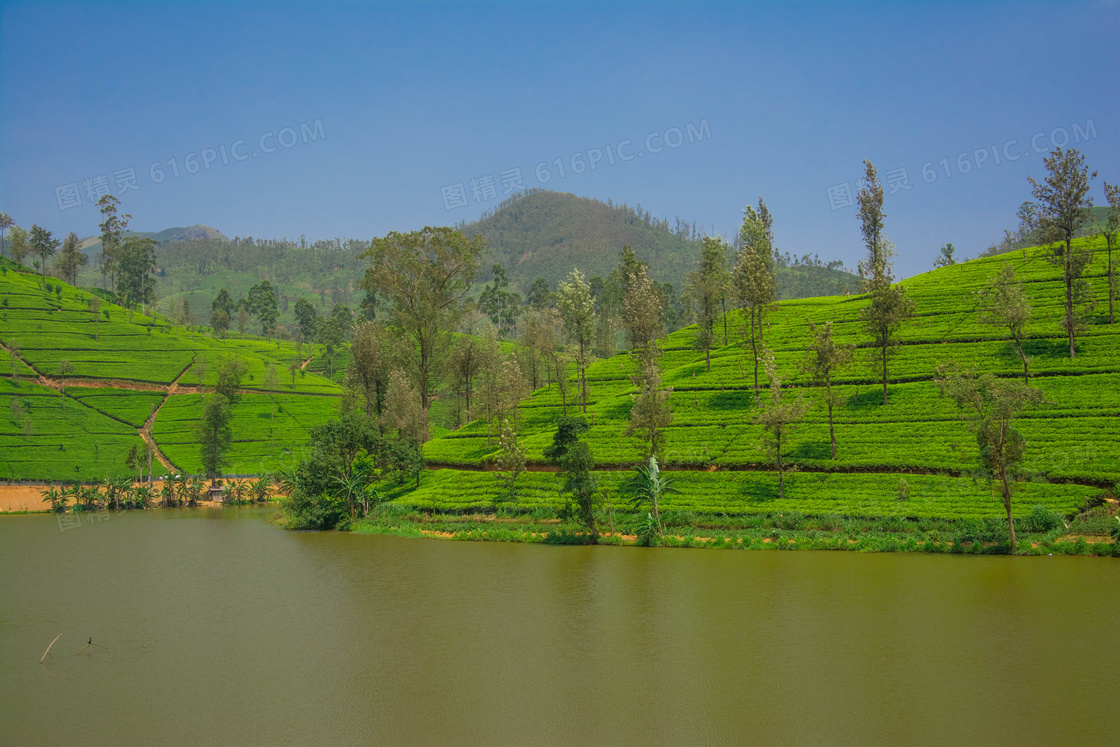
[753,352,811,500]
[361,227,485,442]
[0,212,12,258]
[733,198,777,400]
[448,334,483,427]
[856,160,915,404]
[621,264,664,365]
[7,225,28,266]
[343,321,390,420]
[477,263,521,337]
[626,351,673,459]
[28,225,60,282]
[684,237,729,372]
[317,316,345,380]
[558,439,598,543]
[935,363,1045,549]
[198,393,232,481]
[556,268,596,412]
[977,263,1032,384]
[933,243,957,268]
[494,419,526,504]
[55,232,88,285]
[525,277,552,310]
[1029,147,1096,357]
[97,195,130,292]
[1099,181,1119,324]
[803,321,854,459]
[116,236,158,313]
[382,368,424,447]
[214,356,247,403]
[247,281,278,336]
[293,297,319,342]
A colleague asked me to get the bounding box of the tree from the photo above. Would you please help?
[0,212,12,258]
[209,308,231,338]
[197,394,232,480]
[263,361,280,436]
[556,268,596,412]
[558,440,599,542]
[977,263,1032,384]
[317,316,345,380]
[7,225,28,266]
[526,277,552,309]
[626,351,673,459]
[494,419,526,504]
[1099,181,1119,324]
[214,356,247,403]
[935,363,1045,548]
[382,368,424,447]
[447,334,482,427]
[88,296,103,341]
[856,160,915,404]
[176,297,194,327]
[543,415,590,466]
[753,352,811,500]
[55,232,87,285]
[1029,148,1096,357]
[28,225,60,282]
[621,264,663,364]
[361,227,485,443]
[293,297,319,342]
[684,237,729,372]
[733,199,777,400]
[343,321,389,420]
[125,443,143,483]
[478,263,521,337]
[116,236,158,313]
[623,455,680,537]
[97,195,130,292]
[934,243,957,268]
[212,287,236,318]
[803,321,854,459]
[246,281,278,336]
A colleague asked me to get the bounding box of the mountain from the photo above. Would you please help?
[80,224,229,255]
[461,189,859,298]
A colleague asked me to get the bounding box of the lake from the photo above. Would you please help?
[1,507,1117,745]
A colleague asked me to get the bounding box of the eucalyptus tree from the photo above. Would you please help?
[0,212,12,258]
[1029,147,1096,357]
[621,263,663,365]
[361,226,486,442]
[28,225,60,282]
[753,352,811,500]
[685,237,730,372]
[627,352,673,460]
[803,321,853,459]
[1100,181,1119,324]
[935,363,1045,549]
[7,225,28,266]
[556,268,596,412]
[344,321,390,420]
[55,232,87,285]
[198,394,232,481]
[117,236,158,313]
[856,160,914,404]
[733,198,777,400]
[494,419,527,504]
[97,195,130,292]
[977,263,1032,383]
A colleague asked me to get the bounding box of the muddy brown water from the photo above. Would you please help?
[1,508,1117,745]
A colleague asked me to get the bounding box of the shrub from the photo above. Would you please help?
[1028,504,1063,533]
[898,478,911,501]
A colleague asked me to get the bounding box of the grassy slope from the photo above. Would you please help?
[0,261,341,480]
[416,236,1118,520]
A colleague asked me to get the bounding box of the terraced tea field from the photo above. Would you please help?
[419,236,1119,520]
[0,264,341,479]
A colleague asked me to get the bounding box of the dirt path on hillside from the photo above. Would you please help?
[138,363,193,473]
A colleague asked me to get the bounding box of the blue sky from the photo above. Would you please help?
[1,0,1117,277]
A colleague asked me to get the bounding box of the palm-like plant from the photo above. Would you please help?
[159,479,177,507]
[622,456,680,536]
[228,480,249,504]
[332,466,371,521]
[249,474,274,503]
[129,485,153,509]
[41,486,67,513]
[185,477,205,506]
[104,476,132,510]
[277,466,301,498]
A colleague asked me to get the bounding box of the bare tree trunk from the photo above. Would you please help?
[1001,467,1016,549]
[1065,239,1076,358]
[776,429,784,500]
[1017,341,1030,385]
[827,374,836,459]
[750,320,760,404]
[881,339,889,405]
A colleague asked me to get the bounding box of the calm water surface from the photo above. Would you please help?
[1,508,1117,745]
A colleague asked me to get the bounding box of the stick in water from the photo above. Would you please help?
[40,634,62,663]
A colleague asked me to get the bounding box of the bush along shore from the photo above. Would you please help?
[344,496,1120,557]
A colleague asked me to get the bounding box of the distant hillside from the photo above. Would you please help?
[80,224,229,255]
[461,190,859,299]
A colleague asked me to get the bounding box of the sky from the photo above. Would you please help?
[1,0,1117,278]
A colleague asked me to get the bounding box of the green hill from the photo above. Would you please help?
[405,236,1118,524]
[463,189,859,298]
[0,258,340,481]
